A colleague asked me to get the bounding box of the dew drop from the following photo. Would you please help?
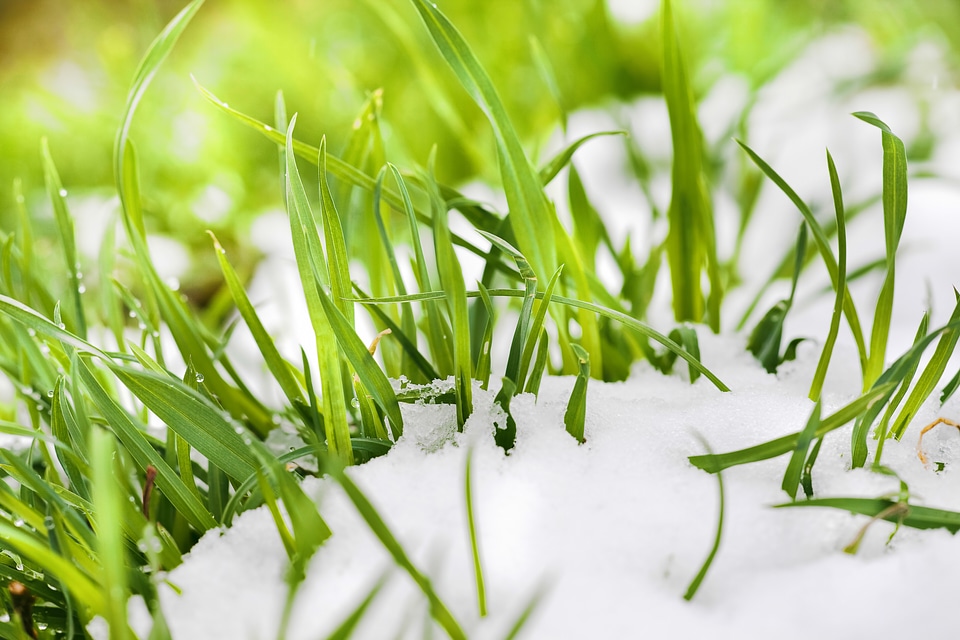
[27,328,36,337]
[44,516,55,531]
[13,518,24,528]
[129,310,137,318]
[58,188,68,197]
[46,390,54,397]
[77,284,86,294]
[195,373,205,383]
[350,397,360,409]
[57,322,65,330]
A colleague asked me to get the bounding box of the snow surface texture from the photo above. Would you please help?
[147,27,960,639]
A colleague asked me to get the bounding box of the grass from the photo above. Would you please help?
[1,0,960,637]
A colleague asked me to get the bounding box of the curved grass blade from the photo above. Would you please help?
[41,140,85,339]
[683,438,724,601]
[889,291,960,440]
[853,112,908,387]
[517,267,563,387]
[208,232,305,407]
[563,344,590,444]
[809,151,848,401]
[115,0,204,220]
[781,400,821,500]
[409,0,556,280]
[873,313,928,465]
[318,138,354,325]
[737,140,867,377]
[774,498,960,533]
[537,131,627,186]
[322,574,389,640]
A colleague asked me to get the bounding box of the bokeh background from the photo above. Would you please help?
[1,0,958,304]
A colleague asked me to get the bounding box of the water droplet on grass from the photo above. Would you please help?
[195,373,205,383]
[58,188,68,197]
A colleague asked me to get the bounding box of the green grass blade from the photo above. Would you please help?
[661,0,721,330]
[410,0,556,280]
[517,267,563,387]
[809,151,848,401]
[854,112,908,386]
[465,448,486,618]
[563,344,590,444]
[738,140,867,376]
[683,439,724,601]
[430,176,472,430]
[90,428,133,640]
[774,498,960,533]
[284,115,352,465]
[77,360,217,532]
[781,401,821,500]
[690,382,897,473]
[538,131,628,186]
[107,364,259,482]
[208,231,305,406]
[115,0,204,220]
[873,313,928,464]
[40,140,86,339]
[890,291,960,439]
[316,288,404,441]
[475,283,496,390]
[318,138,354,325]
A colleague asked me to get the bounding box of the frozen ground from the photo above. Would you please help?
[112,26,960,640]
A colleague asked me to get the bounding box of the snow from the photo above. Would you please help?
[133,26,960,640]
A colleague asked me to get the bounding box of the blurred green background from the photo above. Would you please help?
[1,0,958,297]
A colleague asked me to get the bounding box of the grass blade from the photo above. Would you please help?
[853,112,908,386]
[781,401,821,500]
[563,344,590,444]
[661,0,721,330]
[774,498,960,533]
[683,439,724,601]
[809,151,848,401]
[465,448,486,618]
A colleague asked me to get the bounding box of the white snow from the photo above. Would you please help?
[148,26,960,640]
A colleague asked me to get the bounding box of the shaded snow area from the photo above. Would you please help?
[154,28,960,640]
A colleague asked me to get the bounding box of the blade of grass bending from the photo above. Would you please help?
[501,583,548,640]
[690,382,896,473]
[465,448,487,617]
[78,361,217,532]
[564,345,590,444]
[90,428,133,640]
[539,132,627,186]
[661,0,722,330]
[285,116,353,465]
[683,437,724,601]
[41,140,85,339]
[353,289,730,392]
[774,498,960,533]
[429,171,472,430]
[107,364,259,482]
[330,465,467,640]
[410,0,556,282]
[800,437,823,498]
[208,232,305,406]
[890,290,960,440]
[568,164,610,269]
[114,0,204,222]
[738,140,867,376]
[695,318,960,472]
[316,288,404,441]
[809,151,848,401]
[781,401,821,500]
[853,112,908,387]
